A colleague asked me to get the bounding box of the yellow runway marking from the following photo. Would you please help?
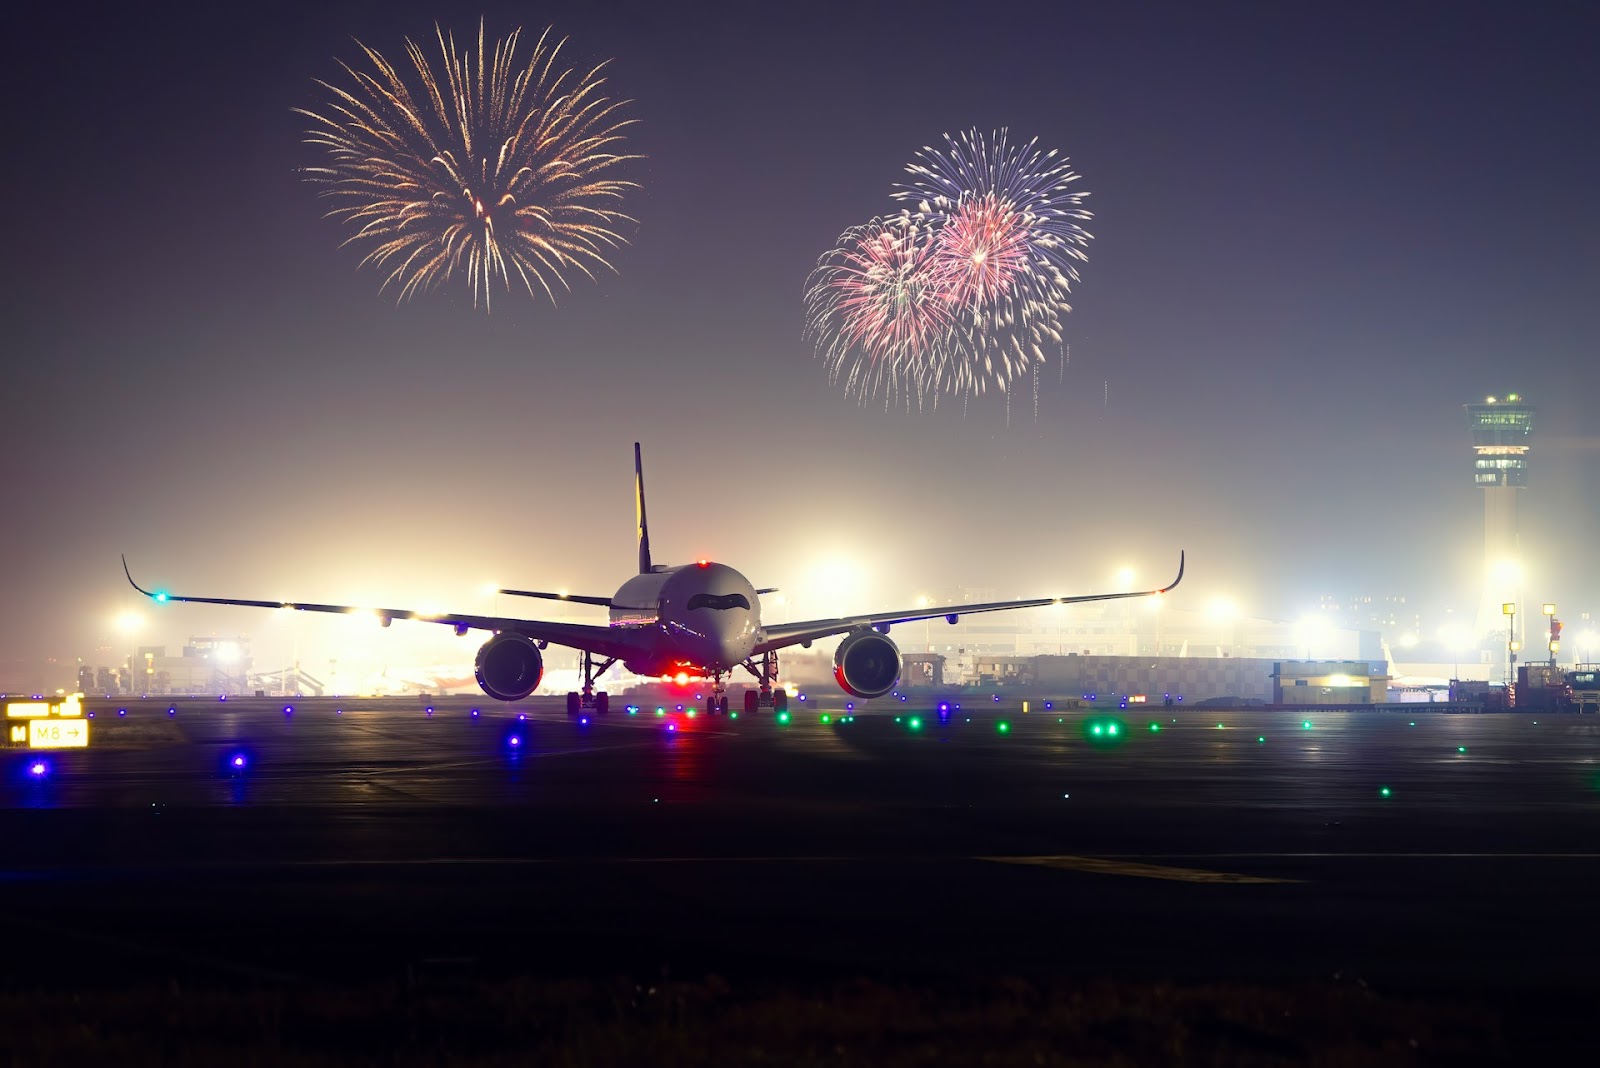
[981,855,1302,885]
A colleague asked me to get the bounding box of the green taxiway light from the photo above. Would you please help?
[997,721,1010,733]
[821,713,831,724]
[1258,736,1265,743]
[1380,786,1392,797]
[1409,721,1415,727]
[908,716,923,730]
[686,709,696,718]
[1457,746,1467,753]
[1216,723,1224,730]
[1149,722,1160,732]
[1302,720,1313,730]
[730,712,738,719]
[776,712,790,725]
[655,708,665,716]
[1091,723,1103,736]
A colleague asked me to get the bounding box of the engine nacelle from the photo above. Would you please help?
[474,633,544,702]
[833,628,901,699]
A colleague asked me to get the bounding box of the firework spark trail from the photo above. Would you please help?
[805,128,1091,410]
[297,21,640,311]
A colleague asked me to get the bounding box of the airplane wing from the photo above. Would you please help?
[122,557,642,661]
[755,552,1184,654]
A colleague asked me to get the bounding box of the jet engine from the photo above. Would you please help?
[474,633,544,701]
[833,628,901,699]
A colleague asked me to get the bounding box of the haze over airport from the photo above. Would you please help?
[5,1,1596,679]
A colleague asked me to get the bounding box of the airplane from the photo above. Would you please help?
[124,444,1184,718]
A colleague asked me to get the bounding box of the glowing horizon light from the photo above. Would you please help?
[297,19,640,312]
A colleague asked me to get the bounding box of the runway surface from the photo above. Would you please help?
[4,691,1599,1040]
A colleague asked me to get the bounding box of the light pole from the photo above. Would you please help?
[1502,602,1517,686]
[1542,603,1557,667]
[115,611,144,695]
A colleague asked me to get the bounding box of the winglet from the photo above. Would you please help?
[634,442,652,575]
[1159,551,1185,593]
[122,555,156,599]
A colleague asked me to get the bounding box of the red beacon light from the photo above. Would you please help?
[697,559,710,569]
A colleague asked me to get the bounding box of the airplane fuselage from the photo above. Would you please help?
[608,561,761,677]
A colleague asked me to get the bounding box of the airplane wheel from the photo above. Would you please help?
[595,692,609,716]
[566,692,580,718]
[706,695,720,716]
[774,690,788,714]
[744,690,759,716]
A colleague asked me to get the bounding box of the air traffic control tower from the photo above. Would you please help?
[1466,394,1534,642]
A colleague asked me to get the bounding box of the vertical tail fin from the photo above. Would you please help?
[634,442,652,574]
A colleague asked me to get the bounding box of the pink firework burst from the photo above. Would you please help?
[805,214,963,405]
[929,192,1032,307]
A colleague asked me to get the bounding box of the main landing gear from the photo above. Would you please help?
[739,651,789,716]
[697,657,788,718]
[567,649,617,718]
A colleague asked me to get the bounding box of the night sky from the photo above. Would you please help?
[5,0,1597,674]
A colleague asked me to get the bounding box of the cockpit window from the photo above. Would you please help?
[686,593,751,612]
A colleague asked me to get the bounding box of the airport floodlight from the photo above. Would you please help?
[1509,641,1521,653]
[1115,567,1136,589]
[1206,597,1239,621]
[115,611,145,634]
[1491,558,1524,583]
[1543,603,1556,616]
[1502,602,1516,616]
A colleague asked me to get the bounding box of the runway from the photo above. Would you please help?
[3,693,1597,1056]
